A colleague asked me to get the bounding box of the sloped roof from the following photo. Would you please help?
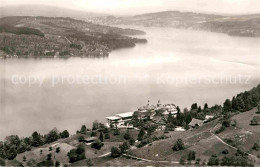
[85,137,98,142]
[106,116,120,120]
[188,118,204,127]
[116,112,134,118]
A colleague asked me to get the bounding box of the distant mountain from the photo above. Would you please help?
[88,10,260,37]
[0,5,105,20]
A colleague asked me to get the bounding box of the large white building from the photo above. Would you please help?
[106,101,178,128]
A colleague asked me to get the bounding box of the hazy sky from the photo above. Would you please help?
[1,0,260,15]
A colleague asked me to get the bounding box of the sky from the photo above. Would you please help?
[0,0,260,15]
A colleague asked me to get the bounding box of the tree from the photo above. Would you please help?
[56,147,60,153]
[26,159,37,167]
[131,111,140,127]
[129,137,135,146]
[223,99,232,114]
[207,154,219,166]
[252,143,259,150]
[137,129,145,141]
[91,131,97,137]
[55,161,60,167]
[204,103,208,110]
[23,155,27,162]
[119,141,129,153]
[0,158,5,166]
[32,131,43,147]
[60,130,70,138]
[99,132,104,142]
[92,121,99,130]
[110,147,121,158]
[5,145,17,160]
[86,158,94,166]
[172,139,185,151]
[195,158,201,165]
[197,106,202,113]
[105,133,110,139]
[47,153,52,161]
[176,106,181,113]
[187,151,196,161]
[257,103,260,114]
[222,149,229,154]
[251,116,260,125]
[67,144,86,163]
[191,103,198,110]
[113,129,120,136]
[46,130,59,144]
[91,140,104,150]
[124,130,131,140]
[179,156,185,165]
[80,125,87,134]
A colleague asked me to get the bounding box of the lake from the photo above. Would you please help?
[0,26,260,139]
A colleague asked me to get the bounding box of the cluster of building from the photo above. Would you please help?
[106,100,215,130]
[106,100,178,128]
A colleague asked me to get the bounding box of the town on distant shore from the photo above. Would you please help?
[0,16,147,59]
[1,84,260,166]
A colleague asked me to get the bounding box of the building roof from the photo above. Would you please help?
[85,137,98,142]
[188,118,204,127]
[138,105,156,111]
[116,112,134,118]
[106,116,120,120]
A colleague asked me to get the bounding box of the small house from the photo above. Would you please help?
[84,137,98,145]
[188,118,204,128]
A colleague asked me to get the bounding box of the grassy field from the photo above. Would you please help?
[16,142,75,165]
[232,107,260,134]
[131,119,220,161]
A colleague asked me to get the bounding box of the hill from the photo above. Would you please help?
[88,10,260,37]
[0,5,104,19]
[0,16,147,58]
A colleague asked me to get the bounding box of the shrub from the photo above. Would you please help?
[78,136,85,142]
[252,143,259,150]
[172,139,185,151]
[179,156,185,165]
[105,133,110,139]
[222,148,229,154]
[91,140,104,150]
[60,130,70,138]
[187,151,196,161]
[99,132,104,142]
[67,144,86,163]
[37,160,54,167]
[113,129,120,136]
[207,154,219,166]
[129,137,135,145]
[91,131,97,137]
[124,130,131,140]
[110,147,121,158]
[195,158,201,164]
[86,158,94,166]
[56,147,60,153]
[250,116,260,125]
[119,141,129,153]
[55,161,60,167]
[137,129,145,141]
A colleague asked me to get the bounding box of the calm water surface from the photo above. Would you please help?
[0,26,260,139]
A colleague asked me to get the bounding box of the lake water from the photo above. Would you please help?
[0,26,260,140]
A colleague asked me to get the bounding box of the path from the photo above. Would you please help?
[209,123,258,160]
[98,152,111,158]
